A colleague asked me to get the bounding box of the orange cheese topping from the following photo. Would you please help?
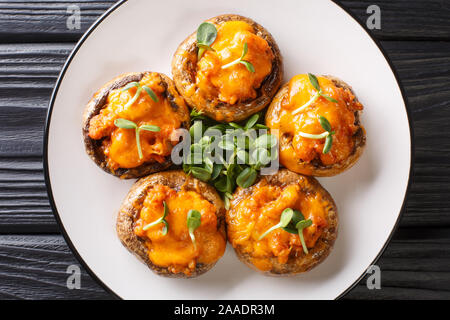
[195,21,274,105]
[134,184,226,275]
[267,74,363,169]
[227,180,328,271]
[88,73,185,169]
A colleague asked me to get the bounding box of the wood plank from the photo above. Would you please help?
[0,1,449,42]
[344,285,450,300]
[0,0,117,43]
[339,0,450,40]
[1,235,448,299]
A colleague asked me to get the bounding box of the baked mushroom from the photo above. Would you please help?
[172,14,283,122]
[83,72,190,179]
[117,170,227,277]
[226,169,337,275]
[266,74,366,176]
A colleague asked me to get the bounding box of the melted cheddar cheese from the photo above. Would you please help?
[227,179,329,271]
[267,74,363,172]
[88,73,185,170]
[134,184,226,275]
[195,21,274,105]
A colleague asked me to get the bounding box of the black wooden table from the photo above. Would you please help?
[0,0,449,300]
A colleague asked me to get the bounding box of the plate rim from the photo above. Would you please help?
[43,0,414,300]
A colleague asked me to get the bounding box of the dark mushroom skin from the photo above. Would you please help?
[172,14,283,122]
[116,170,227,278]
[227,169,338,276]
[82,72,190,179]
[266,75,366,177]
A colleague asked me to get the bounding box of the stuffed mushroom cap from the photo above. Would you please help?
[266,74,366,177]
[117,170,227,278]
[83,72,190,179]
[227,169,337,275]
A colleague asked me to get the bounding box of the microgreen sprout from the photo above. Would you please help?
[182,111,277,209]
[258,208,294,240]
[143,201,169,235]
[296,115,335,154]
[278,209,313,254]
[197,22,217,60]
[114,118,160,160]
[292,73,337,115]
[221,42,255,73]
[187,209,202,250]
[296,219,313,254]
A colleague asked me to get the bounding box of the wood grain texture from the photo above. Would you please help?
[0,0,117,43]
[0,235,111,299]
[0,1,449,42]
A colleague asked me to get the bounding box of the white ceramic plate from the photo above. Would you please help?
[45,0,411,300]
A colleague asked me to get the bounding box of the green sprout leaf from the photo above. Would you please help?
[240,61,255,73]
[114,118,161,160]
[292,73,337,115]
[258,208,294,240]
[323,135,333,154]
[254,134,277,149]
[197,22,217,46]
[187,209,202,249]
[241,42,248,59]
[236,167,257,188]
[114,118,137,130]
[190,108,207,121]
[251,147,270,169]
[244,114,259,130]
[308,73,320,91]
[190,166,212,182]
[121,82,140,92]
[221,42,255,72]
[296,115,334,154]
[139,124,161,132]
[122,82,159,109]
[197,22,217,60]
[321,94,338,103]
[319,115,332,132]
[282,210,305,234]
[181,112,277,205]
[142,85,159,102]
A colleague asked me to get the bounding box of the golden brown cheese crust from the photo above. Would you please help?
[265,76,366,177]
[82,72,190,179]
[116,170,226,278]
[227,169,338,276]
[171,14,283,122]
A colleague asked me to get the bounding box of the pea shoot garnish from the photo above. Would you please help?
[292,73,337,115]
[143,201,169,235]
[197,22,217,60]
[258,208,294,240]
[221,42,255,73]
[114,118,161,160]
[121,82,159,109]
[295,219,313,254]
[262,208,313,254]
[187,209,202,249]
[296,116,335,154]
[182,112,277,209]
